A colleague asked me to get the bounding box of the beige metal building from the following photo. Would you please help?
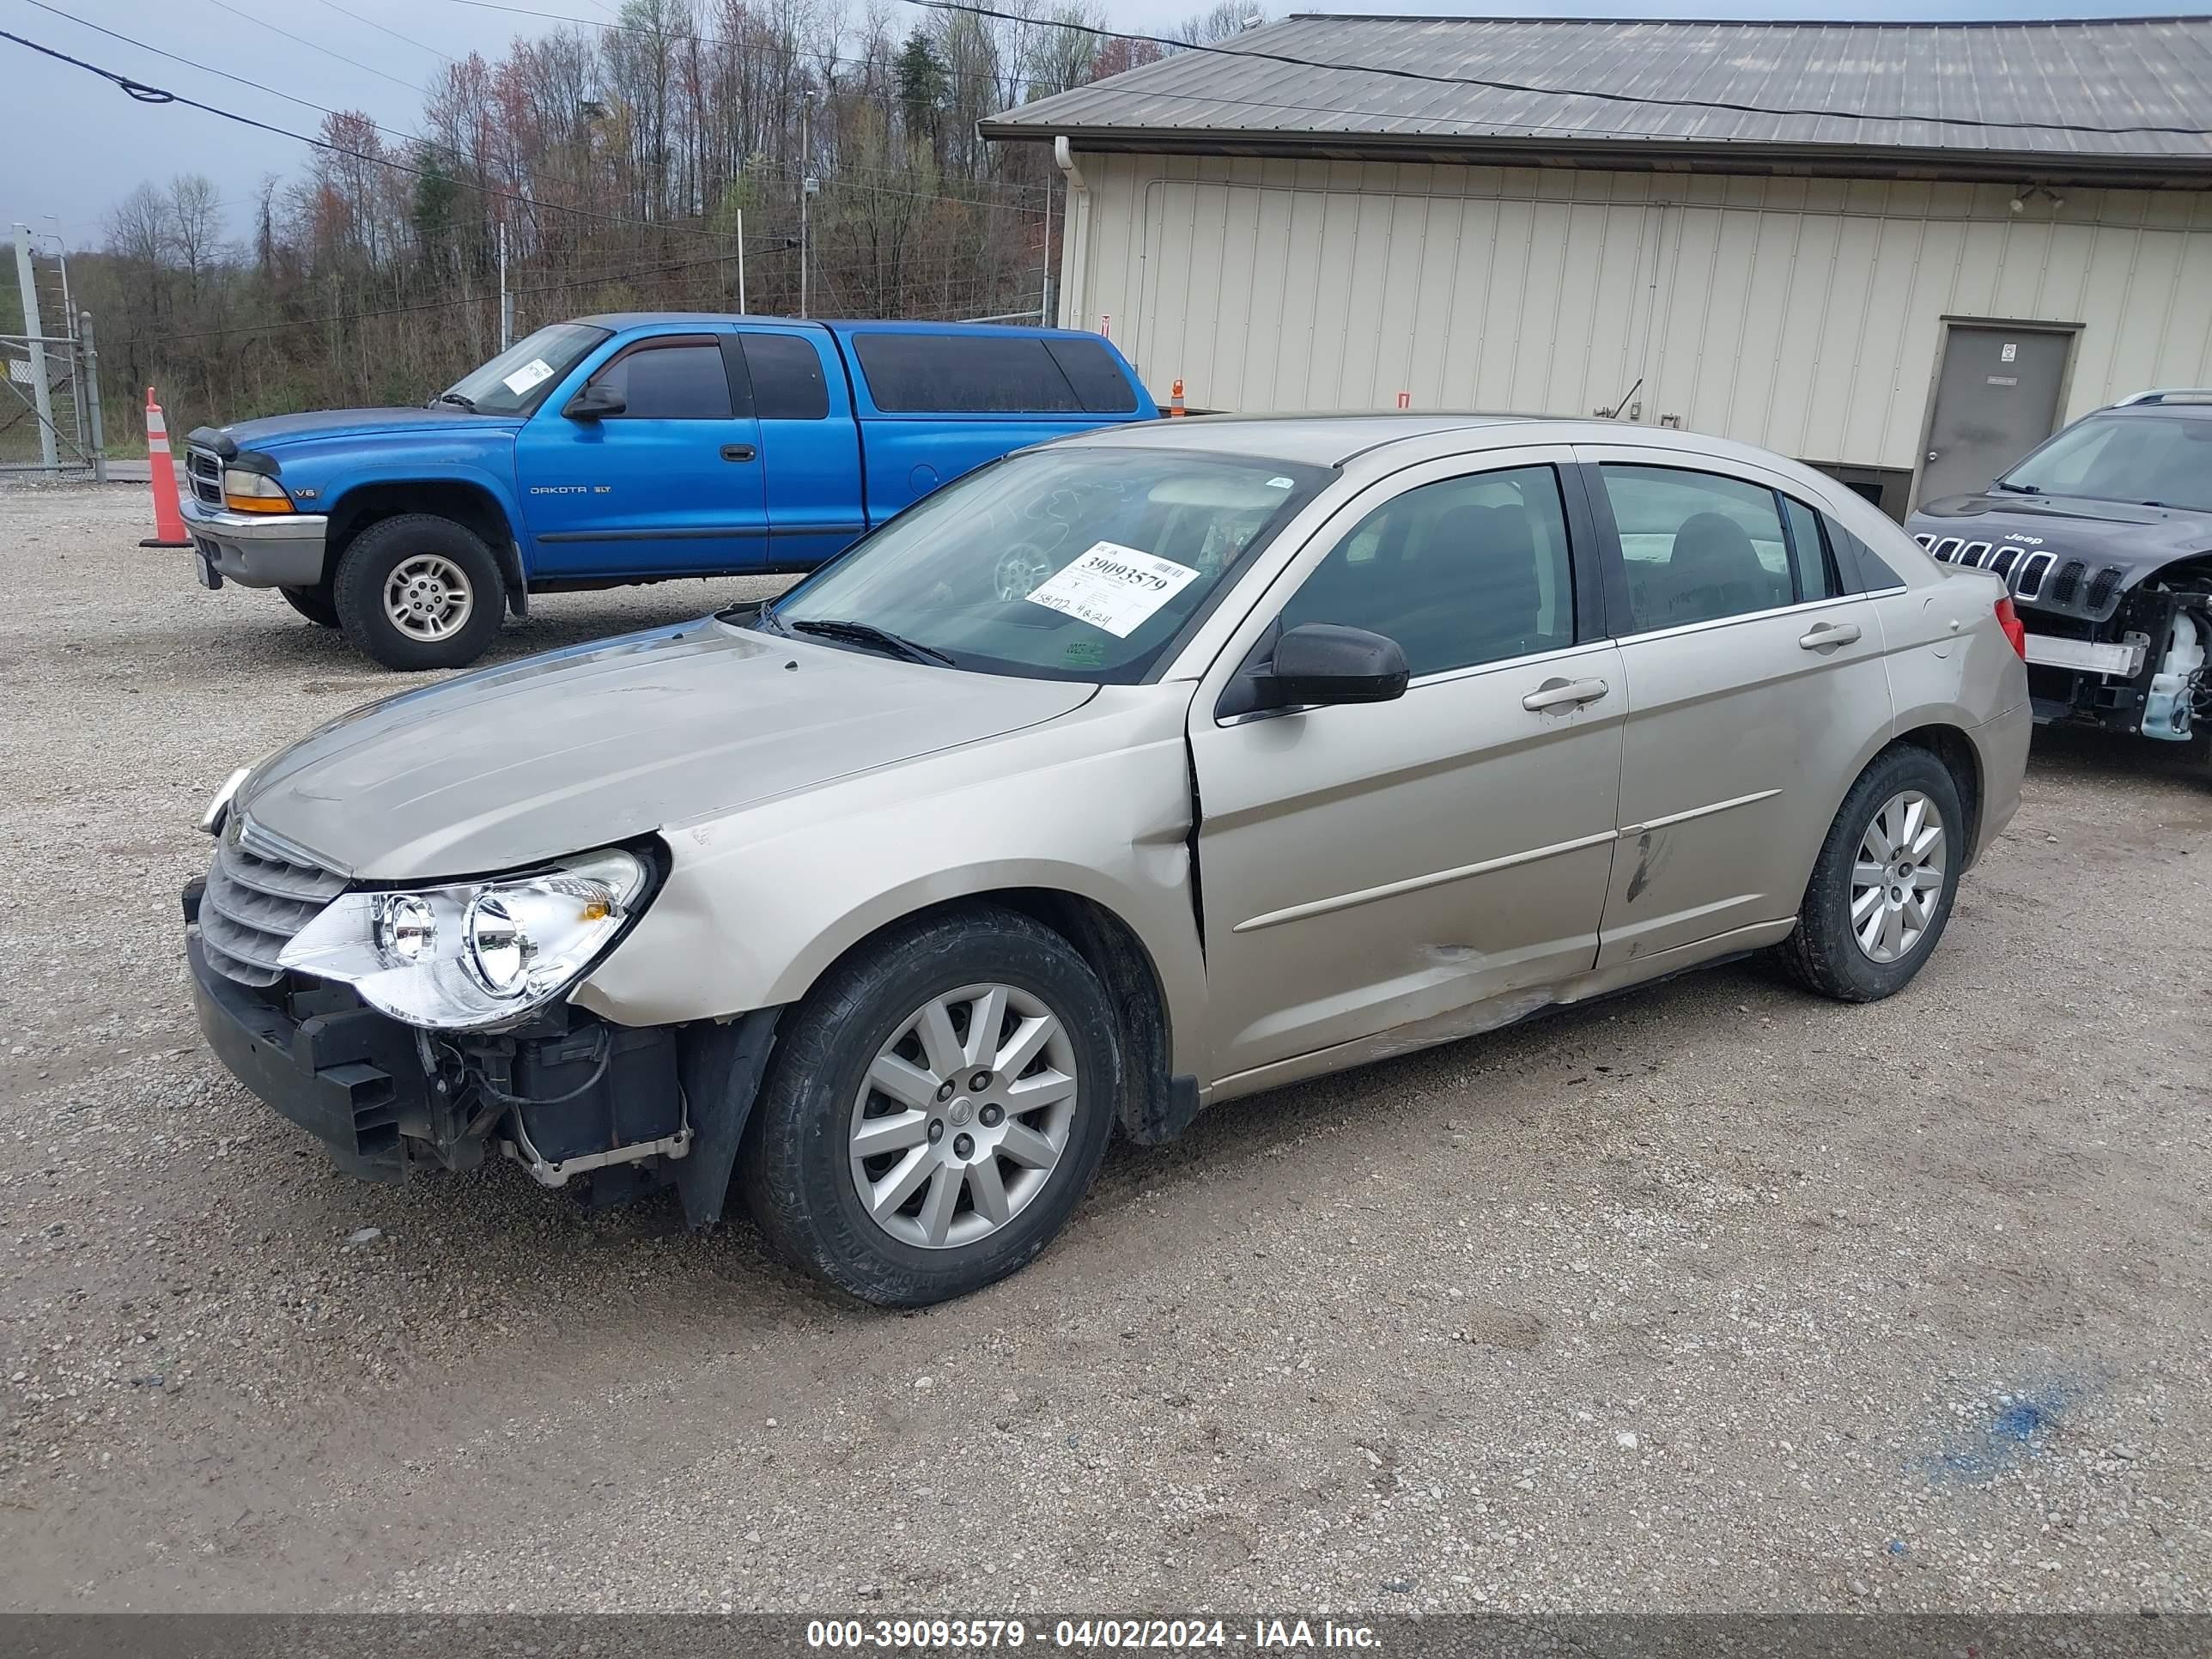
[986,15,2212,516]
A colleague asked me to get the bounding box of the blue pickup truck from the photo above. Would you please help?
[179,314,1158,669]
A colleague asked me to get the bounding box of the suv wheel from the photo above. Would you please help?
[738,905,1121,1306]
[331,514,504,671]
[279,584,340,628]
[1778,744,1966,1002]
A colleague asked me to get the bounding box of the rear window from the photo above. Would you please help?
[854,332,1133,416]
[740,333,830,421]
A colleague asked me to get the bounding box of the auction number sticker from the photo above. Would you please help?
[501,357,555,395]
[1025,543,1200,638]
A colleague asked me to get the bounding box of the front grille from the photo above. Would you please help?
[1915,533,2067,605]
[185,445,224,507]
[2087,564,2125,610]
[198,816,347,988]
[2051,559,2088,605]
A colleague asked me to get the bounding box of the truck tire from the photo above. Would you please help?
[332,514,505,672]
[1778,744,1966,1002]
[279,584,340,628]
[738,904,1121,1307]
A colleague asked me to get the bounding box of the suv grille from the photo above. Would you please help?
[199,817,347,988]
[1916,534,2066,603]
[184,445,224,507]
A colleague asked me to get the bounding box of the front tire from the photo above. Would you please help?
[1778,744,1966,1002]
[738,905,1121,1307]
[331,514,504,671]
[279,584,340,628]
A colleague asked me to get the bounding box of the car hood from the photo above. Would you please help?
[201,406,524,454]
[1909,491,2212,588]
[237,621,1097,881]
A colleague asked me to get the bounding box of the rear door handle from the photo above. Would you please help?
[1522,676,1609,712]
[720,443,757,462]
[1799,621,1863,650]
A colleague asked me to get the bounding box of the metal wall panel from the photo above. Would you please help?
[1062,153,2212,475]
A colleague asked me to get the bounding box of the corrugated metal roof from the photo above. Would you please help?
[981,15,2212,177]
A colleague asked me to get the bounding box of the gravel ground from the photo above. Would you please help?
[2,483,2208,1614]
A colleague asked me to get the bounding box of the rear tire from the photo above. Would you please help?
[1778,744,1966,1002]
[279,584,340,628]
[738,905,1121,1307]
[331,514,504,672]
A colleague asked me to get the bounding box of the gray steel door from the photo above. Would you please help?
[1919,326,2070,505]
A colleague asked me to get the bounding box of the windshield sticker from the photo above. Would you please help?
[1064,639,1105,667]
[1266,477,1295,489]
[1025,543,1201,638]
[501,358,555,396]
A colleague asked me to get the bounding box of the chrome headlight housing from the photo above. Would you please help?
[276,849,648,1030]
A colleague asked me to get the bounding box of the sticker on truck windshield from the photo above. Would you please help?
[501,358,555,395]
[1024,543,1200,638]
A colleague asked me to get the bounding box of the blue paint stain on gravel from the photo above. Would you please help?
[1922,1385,2076,1483]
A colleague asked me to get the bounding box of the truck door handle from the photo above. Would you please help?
[720,443,757,462]
[1799,621,1863,650]
[1522,677,1609,712]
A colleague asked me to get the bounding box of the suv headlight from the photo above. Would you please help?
[276,849,647,1030]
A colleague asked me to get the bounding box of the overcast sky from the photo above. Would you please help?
[1,0,2200,252]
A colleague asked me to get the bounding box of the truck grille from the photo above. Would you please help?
[1915,536,2119,610]
[198,816,347,988]
[185,445,224,507]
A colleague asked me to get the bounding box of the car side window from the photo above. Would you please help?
[1780,496,1841,601]
[742,333,830,420]
[1276,465,1576,678]
[589,340,732,420]
[1601,465,1795,630]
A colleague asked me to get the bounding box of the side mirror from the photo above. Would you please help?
[562,384,625,421]
[1260,623,1410,708]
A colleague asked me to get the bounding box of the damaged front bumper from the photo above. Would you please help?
[185,878,776,1217]
[2021,586,2211,744]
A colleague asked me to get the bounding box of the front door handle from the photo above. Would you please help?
[1799,621,1863,650]
[1522,676,1609,713]
[720,443,757,462]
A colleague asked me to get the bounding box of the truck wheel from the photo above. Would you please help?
[279,584,340,628]
[332,514,505,671]
[738,905,1121,1307]
[1778,744,1965,1002]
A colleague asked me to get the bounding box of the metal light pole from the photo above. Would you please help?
[735,208,747,313]
[498,220,513,350]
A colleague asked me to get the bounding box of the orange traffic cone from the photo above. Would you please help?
[1169,378,1186,417]
[140,386,191,549]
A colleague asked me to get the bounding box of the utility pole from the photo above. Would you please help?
[1039,185,1053,325]
[498,220,513,350]
[80,309,106,483]
[11,225,58,477]
[799,90,817,319]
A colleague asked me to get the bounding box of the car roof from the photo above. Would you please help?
[1054,412,1802,469]
[570,312,1108,342]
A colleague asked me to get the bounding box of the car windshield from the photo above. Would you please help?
[1999,411,2212,510]
[763,447,1329,682]
[437,322,611,416]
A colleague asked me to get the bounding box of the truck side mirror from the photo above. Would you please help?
[563,385,626,421]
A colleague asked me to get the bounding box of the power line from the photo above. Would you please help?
[915,0,2212,142]
[20,0,428,152]
[0,27,740,245]
[311,0,459,66]
[198,0,428,94]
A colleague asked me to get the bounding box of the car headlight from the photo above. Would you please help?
[222,468,295,514]
[276,849,647,1030]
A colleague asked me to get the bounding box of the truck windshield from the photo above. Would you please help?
[2000,411,2212,511]
[438,323,611,416]
[763,447,1328,682]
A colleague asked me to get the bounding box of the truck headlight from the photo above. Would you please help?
[222,468,295,514]
[278,850,647,1030]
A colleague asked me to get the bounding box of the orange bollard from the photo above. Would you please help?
[1169,378,1186,417]
[140,386,192,549]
